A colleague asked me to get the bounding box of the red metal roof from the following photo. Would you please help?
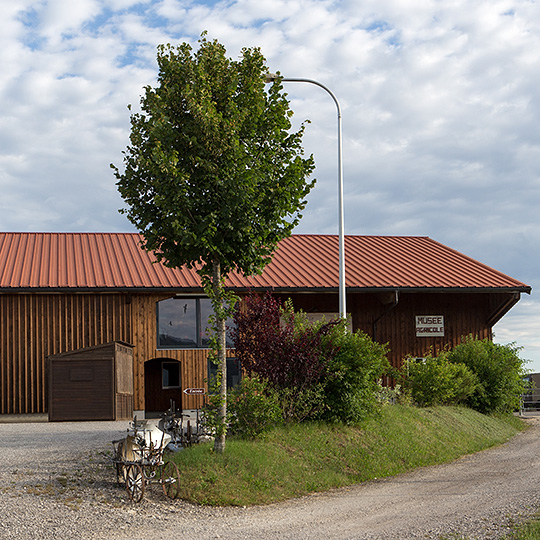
[0,232,530,293]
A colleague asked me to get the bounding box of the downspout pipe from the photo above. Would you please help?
[373,290,399,342]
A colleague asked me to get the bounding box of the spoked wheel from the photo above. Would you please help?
[161,461,180,499]
[125,463,145,502]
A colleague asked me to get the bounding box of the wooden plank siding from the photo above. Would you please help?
[0,293,131,414]
[49,358,115,421]
[0,289,519,415]
[130,294,213,412]
[0,291,222,415]
[358,293,494,369]
[277,292,502,370]
[48,342,134,421]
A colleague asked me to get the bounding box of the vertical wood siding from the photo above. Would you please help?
[130,294,212,411]
[350,292,495,369]
[277,291,499,370]
[0,290,515,415]
[0,294,131,415]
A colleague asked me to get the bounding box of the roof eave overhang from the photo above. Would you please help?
[487,292,522,327]
[0,285,532,295]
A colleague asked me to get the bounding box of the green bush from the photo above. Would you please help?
[276,384,327,423]
[400,353,478,407]
[232,294,391,425]
[375,379,407,405]
[227,376,283,439]
[448,336,528,414]
[321,323,390,423]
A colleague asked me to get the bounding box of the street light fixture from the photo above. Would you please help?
[265,73,346,319]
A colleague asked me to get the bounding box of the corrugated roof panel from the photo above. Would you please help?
[39,234,49,287]
[114,234,149,287]
[0,232,530,293]
[10,234,27,287]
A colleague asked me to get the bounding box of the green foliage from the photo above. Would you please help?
[112,35,315,452]
[276,384,327,423]
[448,336,528,414]
[399,353,478,407]
[396,336,528,413]
[232,294,339,422]
[375,379,409,405]
[232,293,390,425]
[112,34,315,278]
[321,324,390,423]
[227,376,283,439]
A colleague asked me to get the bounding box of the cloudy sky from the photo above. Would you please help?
[2,0,540,370]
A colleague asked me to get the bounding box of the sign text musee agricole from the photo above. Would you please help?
[415,315,444,337]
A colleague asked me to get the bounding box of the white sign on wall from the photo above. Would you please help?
[415,315,444,337]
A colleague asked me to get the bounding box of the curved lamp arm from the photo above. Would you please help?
[265,74,346,319]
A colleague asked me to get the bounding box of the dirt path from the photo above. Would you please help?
[1,416,540,539]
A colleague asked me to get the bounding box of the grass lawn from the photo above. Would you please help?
[507,515,540,539]
[169,405,525,506]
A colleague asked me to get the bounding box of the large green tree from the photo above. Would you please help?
[112,35,315,452]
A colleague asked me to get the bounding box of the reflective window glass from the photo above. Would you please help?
[157,297,236,349]
[200,298,214,348]
[157,298,197,348]
[162,362,181,388]
[200,299,235,348]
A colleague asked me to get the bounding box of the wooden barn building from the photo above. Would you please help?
[0,232,530,419]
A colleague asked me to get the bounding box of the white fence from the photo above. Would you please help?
[520,389,540,414]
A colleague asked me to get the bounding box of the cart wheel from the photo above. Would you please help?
[125,463,145,502]
[161,461,180,499]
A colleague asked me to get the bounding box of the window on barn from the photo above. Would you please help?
[162,361,181,389]
[157,297,235,349]
[208,357,242,390]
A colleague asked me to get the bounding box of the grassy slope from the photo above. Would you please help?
[171,405,526,506]
[507,515,540,539]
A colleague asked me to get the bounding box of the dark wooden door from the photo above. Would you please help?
[144,358,182,414]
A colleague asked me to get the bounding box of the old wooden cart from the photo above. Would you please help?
[112,411,182,502]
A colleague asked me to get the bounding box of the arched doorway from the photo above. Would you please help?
[144,358,182,416]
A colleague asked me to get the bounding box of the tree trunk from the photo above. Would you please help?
[212,260,227,454]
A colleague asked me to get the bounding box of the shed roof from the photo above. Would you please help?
[0,232,530,293]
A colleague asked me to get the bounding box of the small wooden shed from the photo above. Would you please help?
[48,341,134,421]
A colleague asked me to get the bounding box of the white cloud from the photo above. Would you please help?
[1,0,540,362]
[494,298,540,372]
[25,0,102,45]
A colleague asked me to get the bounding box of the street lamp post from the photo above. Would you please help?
[265,74,346,319]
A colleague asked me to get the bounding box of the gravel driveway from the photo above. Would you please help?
[1,415,540,540]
